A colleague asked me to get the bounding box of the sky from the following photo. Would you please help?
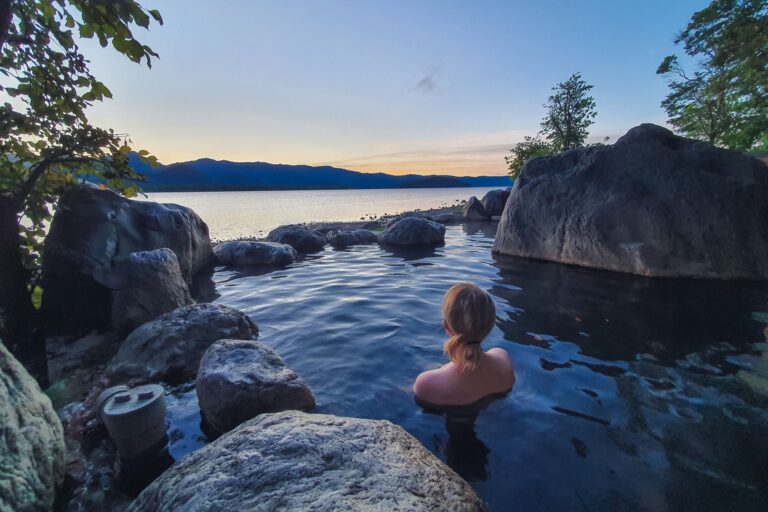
[82,0,710,176]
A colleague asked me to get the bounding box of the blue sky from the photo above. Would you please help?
[84,0,709,175]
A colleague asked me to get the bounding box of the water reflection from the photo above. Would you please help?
[379,242,443,261]
[490,253,768,362]
[416,392,508,482]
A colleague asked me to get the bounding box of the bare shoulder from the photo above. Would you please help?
[413,368,439,399]
[487,347,513,366]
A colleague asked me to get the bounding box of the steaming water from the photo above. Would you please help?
[162,220,768,511]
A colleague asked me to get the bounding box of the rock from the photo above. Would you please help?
[41,185,214,333]
[111,249,195,333]
[1,342,66,512]
[361,220,382,230]
[494,123,768,279]
[433,212,464,225]
[480,188,511,217]
[265,224,326,253]
[108,304,258,384]
[214,241,298,267]
[490,215,502,222]
[196,339,315,435]
[127,411,483,512]
[463,196,489,221]
[326,229,378,248]
[378,217,446,246]
[385,211,434,228]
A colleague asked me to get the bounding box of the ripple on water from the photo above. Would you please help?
[168,224,768,511]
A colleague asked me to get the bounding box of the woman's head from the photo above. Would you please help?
[442,282,496,372]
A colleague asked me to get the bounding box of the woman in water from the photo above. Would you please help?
[414,282,515,406]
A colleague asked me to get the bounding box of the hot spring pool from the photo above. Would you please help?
[165,223,768,511]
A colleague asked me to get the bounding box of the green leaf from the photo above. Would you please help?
[79,24,94,38]
[148,9,163,24]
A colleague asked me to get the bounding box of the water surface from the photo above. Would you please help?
[145,187,498,239]
[167,224,768,511]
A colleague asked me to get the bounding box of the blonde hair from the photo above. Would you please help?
[442,282,496,372]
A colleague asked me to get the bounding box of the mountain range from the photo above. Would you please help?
[129,154,511,191]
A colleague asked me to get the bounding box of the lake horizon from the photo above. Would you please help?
[145,186,503,240]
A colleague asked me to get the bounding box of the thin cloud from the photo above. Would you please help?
[414,64,440,94]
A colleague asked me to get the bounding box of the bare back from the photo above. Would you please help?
[414,347,515,406]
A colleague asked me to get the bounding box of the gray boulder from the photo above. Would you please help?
[480,188,511,217]
[265,224,326,253]
[108,304,258,384]
[1,342,66,512]
[41,185,213,332]
[214,241,297,267]
[385,211,433,228]
[111,249,194,333]
[326,229,378,248]
[196,339,315,435]
[493,123,768,279]
[127,411,483,512]
[378,217,446,246]
[432,212,464,225]
[463,196,489,221]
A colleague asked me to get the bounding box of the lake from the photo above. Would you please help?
[158,212,768,511]
[145,187,500,239]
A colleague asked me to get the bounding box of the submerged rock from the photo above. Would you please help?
[480,188,511,217]
[41,185,213,333]
[266,224,326,253]
[432,212,464,225]
[196,339,315,435]
[463,196,489,221]
[1,342,66,512]
[108,304,258,384]
[326,229,378,248]
[214,240,298,267]
[494,123,768,279]
[111,249,195,333]
[378,217,446,246]
[127,411,483,512]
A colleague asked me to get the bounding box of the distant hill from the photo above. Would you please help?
[129,154,511,191]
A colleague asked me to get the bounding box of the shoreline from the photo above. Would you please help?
[212,204,468,243]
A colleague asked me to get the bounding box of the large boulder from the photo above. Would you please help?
[127,411,483,512]
[326,229,378,248]
[378,217,446,246]
[265,224,326,253]
[41,185,214,333]
[196,339,315,435]
[463,196,489,221]
[493,124,768,279]
[214,241,297,267]
[108,304,258,384]
[1,342,66,512]
[111,249,194,333]
[480,188,511,217]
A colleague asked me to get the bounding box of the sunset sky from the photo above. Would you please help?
[83,0,708,176]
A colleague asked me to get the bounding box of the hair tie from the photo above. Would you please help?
[466,340,483,345]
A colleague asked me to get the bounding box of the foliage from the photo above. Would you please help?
[506,73,597,178]
[657,0,767,149]
[0,0,162,275]
[505,136,555,178]
[540,73,597,152]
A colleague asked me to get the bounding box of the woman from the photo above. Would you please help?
[414,282,515,406]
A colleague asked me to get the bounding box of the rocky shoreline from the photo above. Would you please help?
[2,181,507,512]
